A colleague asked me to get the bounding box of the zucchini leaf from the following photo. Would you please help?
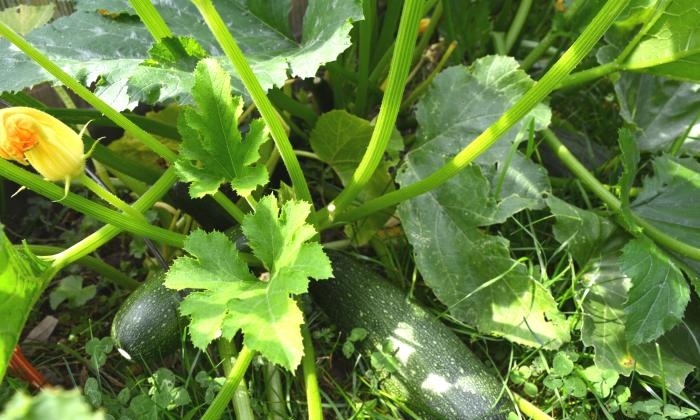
[632,156,700,279]
[0,388,103,420]
[0,0,363,109]
[580,256,693,393]
[175,59,269,198]
[547,196,616,267]
[0,227,50,383]
[164,196,332,370]
[614,73,700,154]
[620,238,690,344]
[398,56,569,349]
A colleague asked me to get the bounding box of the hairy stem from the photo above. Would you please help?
[202,345,255,420]
[0,161,183,247]
[128,0,172,40]
[319,0,630,229]
[321,0,424,222]
[218,340,255,420]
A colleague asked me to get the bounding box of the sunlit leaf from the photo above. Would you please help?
[398,56,567,349]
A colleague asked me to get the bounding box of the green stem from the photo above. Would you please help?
[558,61,620,89]
[79,173,147,222]
[128,0,173,40]
[542,129,700,261]
[401,40,457,111]
[212,192,246,224]
[45,108,180,141]
[268,88,318,127]
[355,0,376,116]
[412,0,442,66]
[0,22,176,161]
[323,0,423,220]
[0,160,183,247]
[513,393,555,420]
[202,345,255,420]
[192,0,311,204]
[50,167,180,269]
[218,340,255,420]
[372,0,403,65]
[521,31,558,71]
[504,0,533,53]
[264,362,286,420]
[302,324,323,420]
[25,245,139,289]
[320,0,630,229]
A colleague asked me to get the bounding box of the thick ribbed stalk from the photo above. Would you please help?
[202,346,255,420]
[191,0,311,204]
[50,167,180,268]
[0,160,184,247]
[323,0,424,221]
[320,0,630,229]
[128,0,172,40]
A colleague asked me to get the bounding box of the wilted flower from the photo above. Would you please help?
[0,106,85,182]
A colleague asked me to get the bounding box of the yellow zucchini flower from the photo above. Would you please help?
[0,106,85,182]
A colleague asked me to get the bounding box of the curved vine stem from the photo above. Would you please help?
[542,129,700,261]
[320,0,425,224]
[318,0,631,230]
[0,160,184,247]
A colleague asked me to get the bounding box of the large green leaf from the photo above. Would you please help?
[398,56,568,349]
[0,0,362,109]
[614,73,700,154]
[580,257,694,393]
[0,227,50,382]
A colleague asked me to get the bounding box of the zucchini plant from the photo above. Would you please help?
[0,0,699,419]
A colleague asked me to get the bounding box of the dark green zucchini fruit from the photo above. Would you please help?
[311,252,512,420]
[111,274,182,362]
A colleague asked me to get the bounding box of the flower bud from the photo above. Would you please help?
[0,107,85,181]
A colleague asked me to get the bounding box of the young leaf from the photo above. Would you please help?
[621,238,689,344]
[0,388,103,420]
[175,58,269,198]
[164,196,331,370]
